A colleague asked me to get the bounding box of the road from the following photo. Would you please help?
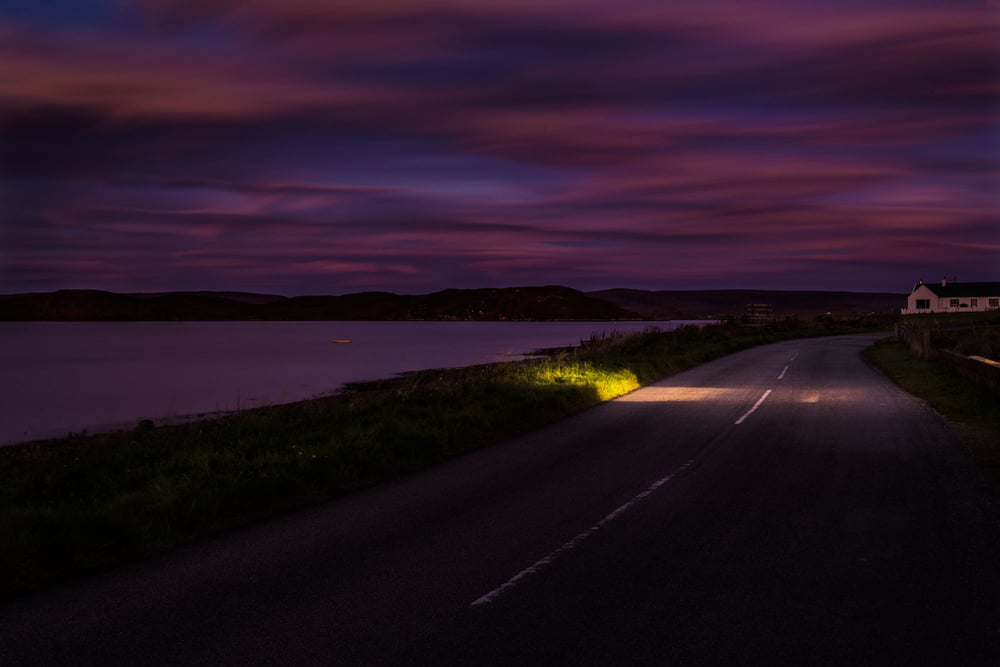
[1,334,997,665]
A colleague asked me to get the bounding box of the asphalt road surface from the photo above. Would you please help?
[2,334,998,665]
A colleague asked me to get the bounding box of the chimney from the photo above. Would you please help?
[941,276,947,287]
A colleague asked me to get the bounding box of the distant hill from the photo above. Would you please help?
[0,290,262,321]
[0,286,908,321]
[127,291,287,305]
[0,287,639,321]
[587,288,906,319]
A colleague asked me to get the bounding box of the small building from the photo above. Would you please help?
[902,278,1000,314]
[744,303,773,326]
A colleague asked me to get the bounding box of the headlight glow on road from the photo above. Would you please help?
[617,386,741,402]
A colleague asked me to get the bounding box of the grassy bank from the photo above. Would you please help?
[864,338,1000,498]
[1,319,878,599]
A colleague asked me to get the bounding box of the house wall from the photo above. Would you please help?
[904,285,938,313]
[902,285,1000,314]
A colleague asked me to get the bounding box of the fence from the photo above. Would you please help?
[896,323,933,360]
[895,320,1000,395]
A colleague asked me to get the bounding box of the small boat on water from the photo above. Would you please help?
[331,338,352,344]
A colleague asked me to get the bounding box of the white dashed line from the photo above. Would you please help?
[735,389,772,425]
[470,460,696,607]
[473,350,794,606]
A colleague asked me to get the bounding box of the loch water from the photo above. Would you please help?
[1,320,703,445]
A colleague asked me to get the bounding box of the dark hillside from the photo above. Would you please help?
[0,290,259,321]
[130,291,286,305]
[0,290,129,321]
[261,292,409,320]
[1,286,905,321]
[414,286,633,320]
[589,288,905,319]
[0,287,638,321]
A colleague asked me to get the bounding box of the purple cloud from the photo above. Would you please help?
[1,0,997,295]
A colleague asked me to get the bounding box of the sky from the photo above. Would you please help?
[1,0,998,296]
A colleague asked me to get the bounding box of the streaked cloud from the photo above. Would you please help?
[1,0,997,294]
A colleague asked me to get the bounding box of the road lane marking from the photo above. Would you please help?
[735,389,772,425]
[470,460,696,608]
[779,350,798,379]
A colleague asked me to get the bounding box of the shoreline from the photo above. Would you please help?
[1,320,687,447]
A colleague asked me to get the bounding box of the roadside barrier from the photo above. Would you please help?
[937,350,1000,395]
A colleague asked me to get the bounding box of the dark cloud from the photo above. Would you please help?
[1,0,997,294]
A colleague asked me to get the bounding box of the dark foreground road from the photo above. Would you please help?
[2,334,997,665]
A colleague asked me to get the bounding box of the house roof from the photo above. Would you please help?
[918,281,1000,298]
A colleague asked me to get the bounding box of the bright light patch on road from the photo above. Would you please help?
[618,387,740,403]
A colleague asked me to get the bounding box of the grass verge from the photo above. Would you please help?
[1,319,878,599]
[864,338,1000,499]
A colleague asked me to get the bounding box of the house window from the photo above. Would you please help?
[991,298,999,308]
[971,299,978,308]
[950,299,960,308]
[915,299,930,309]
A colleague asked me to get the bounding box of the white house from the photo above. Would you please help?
[902,278,1000,314]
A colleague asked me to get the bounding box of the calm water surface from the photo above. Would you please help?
[1,320,700,445]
